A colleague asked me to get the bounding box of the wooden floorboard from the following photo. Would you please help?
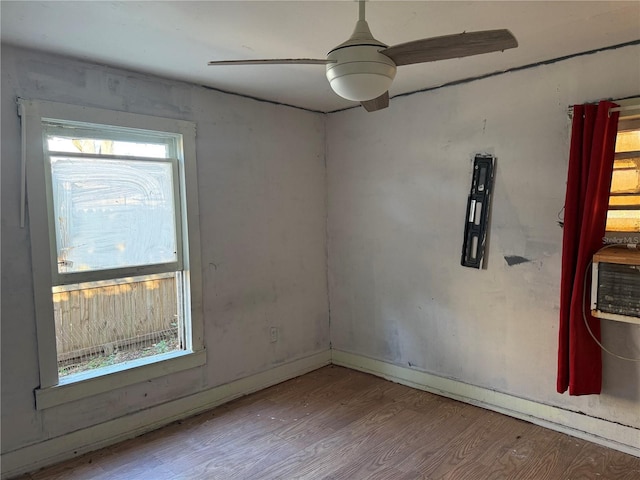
[14,365,640,480]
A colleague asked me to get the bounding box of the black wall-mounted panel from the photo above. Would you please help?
[461,154,495,269]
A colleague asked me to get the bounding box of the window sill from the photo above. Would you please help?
[34,349,206,410]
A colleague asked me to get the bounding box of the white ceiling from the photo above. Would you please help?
[2,1,639,113]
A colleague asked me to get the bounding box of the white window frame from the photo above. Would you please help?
[19,99,205,410]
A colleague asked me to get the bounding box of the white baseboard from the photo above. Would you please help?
[1,350,332,480]
[331,349,640,458]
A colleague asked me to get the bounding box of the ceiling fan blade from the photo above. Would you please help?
[361,91,389,112]
[208,58,333,66]
[381,29,518,66]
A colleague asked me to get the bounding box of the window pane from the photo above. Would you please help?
[609,194,640,208]
[54,273,183,377]
[50,157,178,274]
[606,210,640,232]
[608,129,640,233]
[610,165,640,194]
[615,130,640,153]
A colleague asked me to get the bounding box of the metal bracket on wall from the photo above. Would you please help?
[461,154,495,269]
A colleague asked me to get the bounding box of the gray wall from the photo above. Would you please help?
[327,44,640,429]
[1,45,329,454]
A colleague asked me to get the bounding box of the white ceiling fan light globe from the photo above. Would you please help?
[325,45,396,102]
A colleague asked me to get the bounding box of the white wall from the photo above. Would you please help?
[1,45,329,463]
[327,45,640,430]
[2,41,639,475]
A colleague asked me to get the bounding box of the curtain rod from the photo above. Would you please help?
[609,104,640,114]
[567,102,640,118]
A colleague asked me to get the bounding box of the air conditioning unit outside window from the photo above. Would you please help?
[591,246,640,325]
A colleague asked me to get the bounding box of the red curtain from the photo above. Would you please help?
[557,101,619,395]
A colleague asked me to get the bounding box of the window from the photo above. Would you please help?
[606,119,640,240]
[20,100,205,409]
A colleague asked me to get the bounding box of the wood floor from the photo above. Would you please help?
[16,366,640,480]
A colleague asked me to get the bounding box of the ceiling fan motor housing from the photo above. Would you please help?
[326,44,397,102]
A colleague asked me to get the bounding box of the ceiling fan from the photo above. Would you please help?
[208,1,518,112]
